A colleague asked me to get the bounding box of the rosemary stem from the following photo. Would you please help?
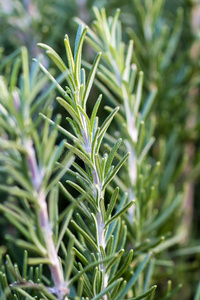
[93,168,108,300]
[26,140,69,300]
[82,127,108,299]
[96,211,108,300]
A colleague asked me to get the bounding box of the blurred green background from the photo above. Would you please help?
[0,0,200,299]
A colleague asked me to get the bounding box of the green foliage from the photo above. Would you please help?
[0,1,200,300]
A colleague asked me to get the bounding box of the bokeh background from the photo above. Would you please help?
[0,0,200,299]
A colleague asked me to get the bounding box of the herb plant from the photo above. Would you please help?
[0,3,200,300]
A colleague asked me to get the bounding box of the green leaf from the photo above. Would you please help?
[5,255,21,282]
[106,249,124,272]
[49,186,59,240]
[2,166,33,192]
[9,57,21,93]
[81,68,85,88]
[74,17,103,50]
[11,288,37,300]
[101,154,107,177]
[94,78,119,107]
[143,194,183,234]
[21,46,30,100]
[170,246,200,257]
[125,39,133,68]
[129,285,157,300]
[116,253,152,300]
[77,263,93,298]
[91,127,100,162]
[40,113,79,143]
[27,258,51,265]
[72,162,93,184]
[99,8,111,43]
[77,104,91,132]
[37,43,67,73]
[0,282,12,300]
[90,94,102,129]
[163,283,182,300]
[94,154,103,184]
[106,187,119,219]
[33,59,68,99]
[74,26,88,86]
[140,89,157,122]
[104,139,123,177]
[0,48,21,72]
[46,152,74,193]
[96,107,120,155]
[112,223,126,273]
[64,34,75,73]
[73,247,89,268]
[22,250,28,280]
[99,107,119,139]
[70,220,98,252]
[0,185,35,202]
[74,25,83,60]
[105,200,134,228]
[152,232,185,254]
[56,96,80,124]
[111,280,127,299]
[103,152,129,189]
[65,119,80,140]
[83,52,101,107]
[97,71,122,96]
[66,180,97,210]
[59,182,92,220]
[0,204,29,225]
[42,116,61,166]
[63,237,75,281]
[106,235,114,256]
[143,259,154,292]
[138,137,155,164]
[5,214,30,242]
[109,250,133,283]
[105,194,127,244]
[91,278,123,300]
[92,268,100,295]
[28,224,47,255]
[134,71,143,116]
[123,40,133,82]
[65,141,94,169]
[56,210,73,252]
[68,255,115,286]
[76,278,84,299]
[160,8,183,70]
[110,8,120,48]
[76,214,93,239]
[6,236,44,255]
[90,213,99,248]
[109,281,121,300]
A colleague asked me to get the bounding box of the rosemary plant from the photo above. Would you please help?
[36,24,142,300]
[0,47,75,300]
[75,7,188,298]
[0,21,151,300]
[0,3,200,300]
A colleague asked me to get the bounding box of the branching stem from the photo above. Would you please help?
[25,140,69,300]
[82,127,108,299]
